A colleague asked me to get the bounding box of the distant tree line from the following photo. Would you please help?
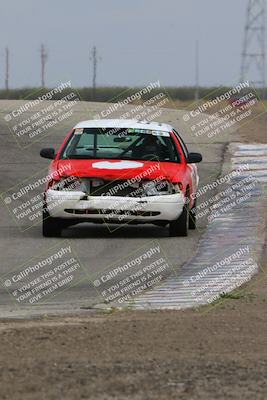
[0,86,264,102]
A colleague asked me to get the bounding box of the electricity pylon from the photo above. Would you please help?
[240,0,266,97]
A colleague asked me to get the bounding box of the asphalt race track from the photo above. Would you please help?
[0,100,238,318]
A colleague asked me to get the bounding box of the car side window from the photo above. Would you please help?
[173,129,189,160]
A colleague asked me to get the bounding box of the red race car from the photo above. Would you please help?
[40,119,202,237]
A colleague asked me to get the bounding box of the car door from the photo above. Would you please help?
[173,129,199,203]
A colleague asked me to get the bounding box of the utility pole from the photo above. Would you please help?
[194,40,200,101]
[5,47,9,91]
[90,46,101,99]
[40,44,48,87]
[240,0,266,97]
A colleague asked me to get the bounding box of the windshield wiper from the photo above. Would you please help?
[64,155,96,159]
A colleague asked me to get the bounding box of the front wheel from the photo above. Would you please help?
[42,209,64,237]
[169,201,189,237]
[189,199,197,230]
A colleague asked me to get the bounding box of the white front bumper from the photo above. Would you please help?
[46,190,185,223]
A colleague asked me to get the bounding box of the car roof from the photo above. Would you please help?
[74,119,173,132]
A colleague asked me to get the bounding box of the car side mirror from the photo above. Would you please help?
[40,148,55,160]
[187,152,202,163]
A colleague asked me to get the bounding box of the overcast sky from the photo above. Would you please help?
[1,0,248,88]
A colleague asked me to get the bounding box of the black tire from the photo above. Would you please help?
[42,209,63,237]
[169,199,189,237]
[189,199,197,230]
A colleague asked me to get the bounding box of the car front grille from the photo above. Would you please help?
[64,208,160,217]
[77,178,170,197]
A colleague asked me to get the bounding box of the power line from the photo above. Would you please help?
[40,44,48,88]
[195,40,200,101]
[90,46,101,99]
[5,47,9,91]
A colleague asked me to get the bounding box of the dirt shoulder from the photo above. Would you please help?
[0,262,267,400]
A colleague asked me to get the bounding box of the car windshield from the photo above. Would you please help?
[61,128,180,162]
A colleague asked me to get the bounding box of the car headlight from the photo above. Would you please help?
[142,180,182,196]
[53,176,85,192]
[172,182,183,192]
[51,177,105,193]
